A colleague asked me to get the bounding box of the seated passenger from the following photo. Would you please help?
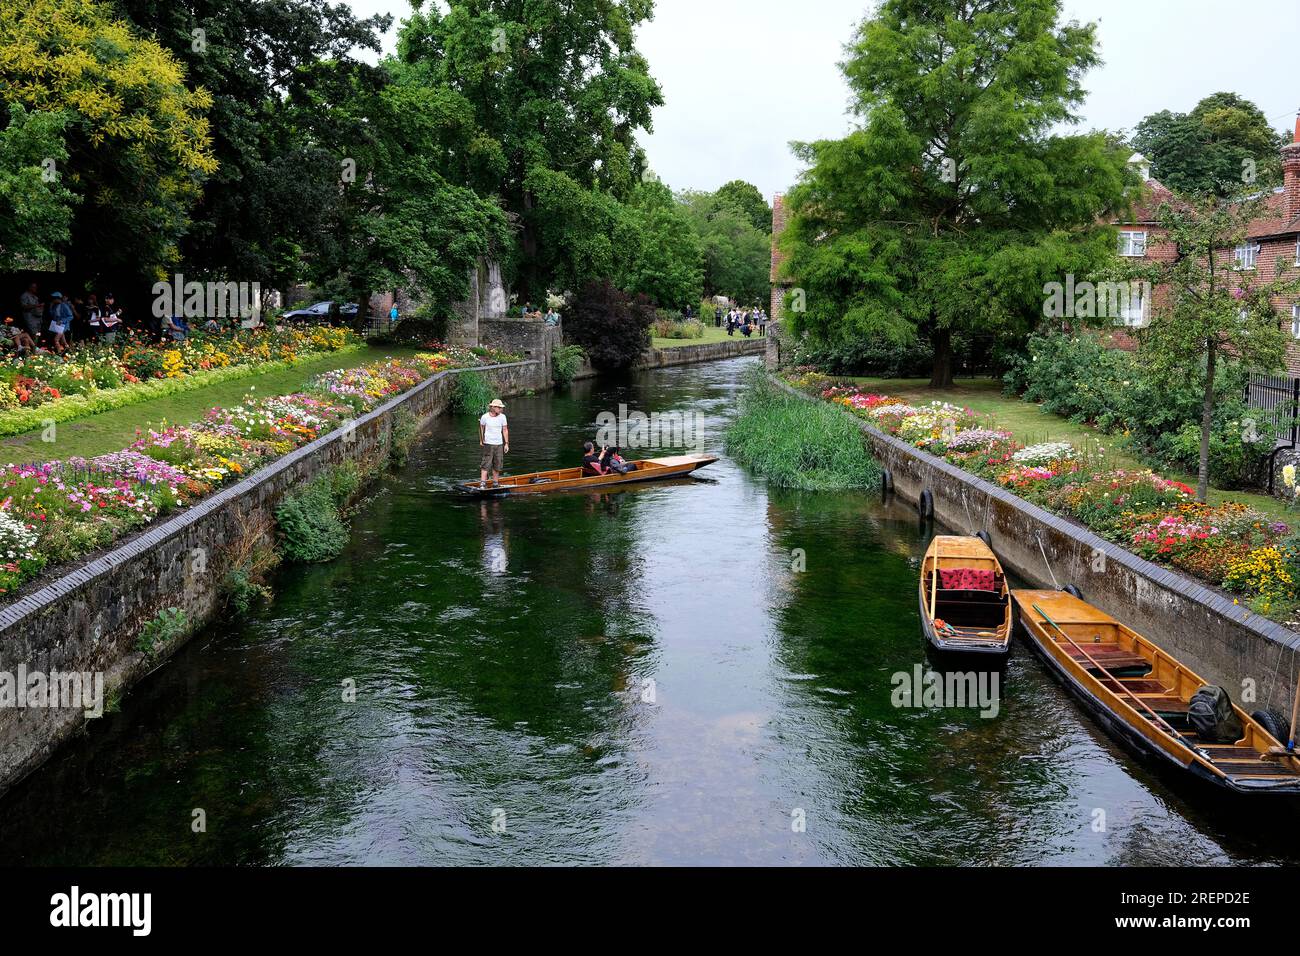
[582,441,610,475]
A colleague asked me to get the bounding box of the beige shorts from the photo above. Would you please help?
[480,443,505,472]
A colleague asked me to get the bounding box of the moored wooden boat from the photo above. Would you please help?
[1014,590,1300,795]
[457,453,718,496]
[918,534,1012,663]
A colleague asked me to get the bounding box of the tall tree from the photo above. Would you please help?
[112,0,392,289]
[679,189,770,303]
[1117,196,1300,501]
[0,105,76,271]
[296,62,510,332]
[0,0,217,283]
[714,179,772,234]
[1132,93,1288,198]
[397,0,664,300]
[778,0,1133,387]
[619,182,703,308]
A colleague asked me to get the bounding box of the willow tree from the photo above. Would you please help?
[778,0,1132,387]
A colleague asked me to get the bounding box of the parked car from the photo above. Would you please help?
[281,301,359,324]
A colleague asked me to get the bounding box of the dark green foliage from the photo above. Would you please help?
[275,470,353,563]
[726,366,881,490]
[713,179,772,234]
[137,607,188,656]
[1132,92,1288,197]
[564,280,655,370]
[389,409,419,468]
[1004,332,1271,488]
[780,0,1133,387]
[678,188,771,304]
[551,344,586,385]
[450,370,493,414]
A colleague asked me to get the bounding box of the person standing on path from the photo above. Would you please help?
[19,282,42,340]
[478,398,509,488]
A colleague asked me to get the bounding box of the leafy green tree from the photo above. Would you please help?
[778,0,1133,387]
[679,190,770,303]
[298,65,509,332]
[0,105,76,271]
[396,0,664,300]
[112,0,393,289]
[620,182,703,308]
[1116,195,1300,501]
[1132,93,1288,197]
[714,179,771,234]
[0,0,217,280]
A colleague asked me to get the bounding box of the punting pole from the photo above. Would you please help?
[930,538,940,619]
[1030,603,1211,762]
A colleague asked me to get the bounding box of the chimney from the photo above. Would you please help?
[1284,113,1300,222]
[1129,151,1151,182]
[770,193,789,284]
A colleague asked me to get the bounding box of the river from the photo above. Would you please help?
[0,356,1293,865]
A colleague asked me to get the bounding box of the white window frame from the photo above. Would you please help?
[1117,230,1147,257]
[1293,304,1300,339]
[1119,285,1148,327]
[1294,237,1299,266]
[1234,242,1260,270]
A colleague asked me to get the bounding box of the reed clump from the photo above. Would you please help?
[725,366,881,490]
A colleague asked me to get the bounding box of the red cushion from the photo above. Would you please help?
[939,567,996,591]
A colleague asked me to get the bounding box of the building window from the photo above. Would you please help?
[1293,305,1300,339]
[1117,231,1146,257]
[1234,242,1260,270]
[1119,286,1148,327]
[1295,238,1299,266]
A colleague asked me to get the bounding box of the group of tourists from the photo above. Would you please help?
[12,282,126,356]
[8,281,244,357]
[715,305,768,337]
[520,303,562,326]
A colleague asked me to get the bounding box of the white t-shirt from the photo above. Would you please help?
[480,412,507,445]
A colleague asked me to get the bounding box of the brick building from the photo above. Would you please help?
[769,192,791,321]
[1111,119,1300,371]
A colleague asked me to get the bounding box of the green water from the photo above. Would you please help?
[0,357,1295,865]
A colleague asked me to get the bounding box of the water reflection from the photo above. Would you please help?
[0,358,1297,865]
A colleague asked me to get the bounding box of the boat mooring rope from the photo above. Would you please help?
[1034,529,1061,590]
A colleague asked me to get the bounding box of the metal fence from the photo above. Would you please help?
[1245,373,1300,440]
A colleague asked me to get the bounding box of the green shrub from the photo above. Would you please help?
[389,409,420,468]
[1004,332,1267,486]
[552,344,586,385]
[564,279,655,370]
[276,473,349,563]
[450,370,494,414]
[726,365,881,490]
[137,607,188,655]
[652,318,705,340]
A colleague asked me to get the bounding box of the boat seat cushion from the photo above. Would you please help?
[938,567,996,591]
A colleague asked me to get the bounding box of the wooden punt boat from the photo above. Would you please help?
[456,453,718,497]
[1014,590,1300,795]
[918,534,1012,663]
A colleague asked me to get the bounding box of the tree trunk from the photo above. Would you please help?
[929,326,954,389]
[1197,340,1215,503]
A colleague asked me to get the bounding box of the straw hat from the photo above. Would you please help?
[488,399,505,409]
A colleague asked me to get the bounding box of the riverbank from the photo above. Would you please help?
[0,358,548,798]
[776,376,1300,717]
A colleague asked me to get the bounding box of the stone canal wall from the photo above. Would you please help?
[0,360,548,798]
[572,337,766,380]
[799,383,1300,713]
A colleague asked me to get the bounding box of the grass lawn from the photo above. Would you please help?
[2,344,426,463]
[652,325,765,348]
[849,375,1292,523]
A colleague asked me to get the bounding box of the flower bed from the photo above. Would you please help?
[0,325,362,437]
[793,377,1300,619]
[0,347,519,599]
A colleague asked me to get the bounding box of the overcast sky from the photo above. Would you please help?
[348,0,1299,202]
